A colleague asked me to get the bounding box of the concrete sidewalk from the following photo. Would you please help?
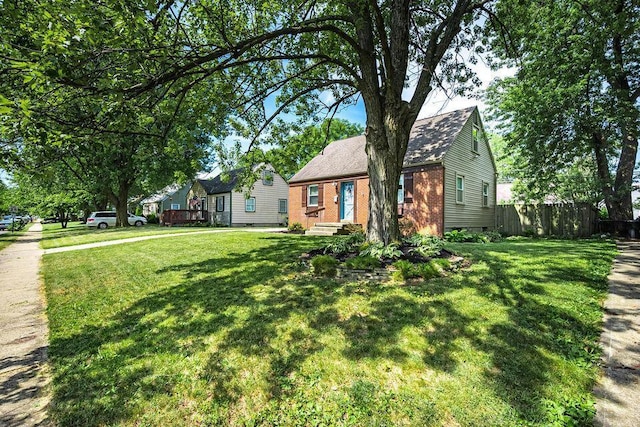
[43,227,286,254]
[0,223,50,426]
[594,240,640,427]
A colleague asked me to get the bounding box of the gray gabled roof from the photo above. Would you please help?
[289,106,476,184]
[197,168,242,195]
[140,183,184,204]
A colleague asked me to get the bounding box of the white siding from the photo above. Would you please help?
[443,110,497,231]
[231,172,289,226]
[210,192,231,225]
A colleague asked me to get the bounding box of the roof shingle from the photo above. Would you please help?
[289,106,476,183]
[198,169,242,194]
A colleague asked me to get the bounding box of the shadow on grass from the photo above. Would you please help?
[47,236,616,425]
[433,239,616,421]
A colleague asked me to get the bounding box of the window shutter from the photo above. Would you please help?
[404,173,414,203]
[317,183,324,206]
[302,186,307,207]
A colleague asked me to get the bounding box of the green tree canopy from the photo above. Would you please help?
[266,118,364,179]
[487,0,639,219]
[2,0,498,242]
[0,0,218,226]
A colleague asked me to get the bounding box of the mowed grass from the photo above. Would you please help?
[42,233,616,426]
[41,221,233,249]
[0,222,32,251]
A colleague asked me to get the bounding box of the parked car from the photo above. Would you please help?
[0,215,23,231]
[86,211,147,229]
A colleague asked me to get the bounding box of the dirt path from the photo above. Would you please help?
[0,223,51,426]
[594,240,640,426]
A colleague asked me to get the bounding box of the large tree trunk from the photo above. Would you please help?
[349,0,475,243]
[610,130,638,220]
[57,209,69,229]
[109,181,132,227]
[365,113,412,244]
[606,5,638,221]
[592,131,615,214]
[591,129,637,221]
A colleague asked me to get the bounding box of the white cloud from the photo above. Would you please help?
[417,60,516,120]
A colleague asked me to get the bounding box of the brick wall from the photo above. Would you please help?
[403,165,445,236]
[290,169,445,235]
[355,177,370,227]
[288,176,369,230]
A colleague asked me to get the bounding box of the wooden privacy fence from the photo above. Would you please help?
[496,203,598,237]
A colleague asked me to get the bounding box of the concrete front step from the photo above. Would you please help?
[314,222,347,228]
[304,222,359,236]
[305,229,340,236]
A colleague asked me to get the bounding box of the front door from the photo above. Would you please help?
[340,181,354,221]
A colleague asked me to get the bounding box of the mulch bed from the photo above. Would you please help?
[303,244,455,266]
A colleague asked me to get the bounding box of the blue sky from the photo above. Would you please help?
[324,59,517,132]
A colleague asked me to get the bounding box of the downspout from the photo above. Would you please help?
[228,192,232,226]
[441,165,446,236]
[494,172,499,230]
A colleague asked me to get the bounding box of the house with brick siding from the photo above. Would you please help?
[288,106,496,236]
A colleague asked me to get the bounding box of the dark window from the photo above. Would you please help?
[472,124,480,153]
[456,175,465,204]
[278,199,288,213]
[245,197,256,212]
[482,182,490,207]
[308,185,319,206]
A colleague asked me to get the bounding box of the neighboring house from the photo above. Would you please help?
[140,182,192,217]
[288,106,497,236]
[187,166,289,226]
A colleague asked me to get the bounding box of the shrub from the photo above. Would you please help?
[444,229,499,243]
[392,260,419,281]
[444,229,475,242]
[430,258,451,272]
[323,232,365,255]
[288,222,305,233]
[419,262,440,280]
[482,230,503,242]
[146,213,159,224]
[344,256,381,270]
[404,233,444,258]
[393,259,448,281]
[598,207,608,220]
[360,242,402,260]
[311,255,339,277]
[343,223,364,234]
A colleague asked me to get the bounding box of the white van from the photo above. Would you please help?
[86,211,147,229]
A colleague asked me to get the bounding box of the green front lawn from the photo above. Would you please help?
[0,222,32,251]
[40,221,226,250]
[43,234,616,426]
